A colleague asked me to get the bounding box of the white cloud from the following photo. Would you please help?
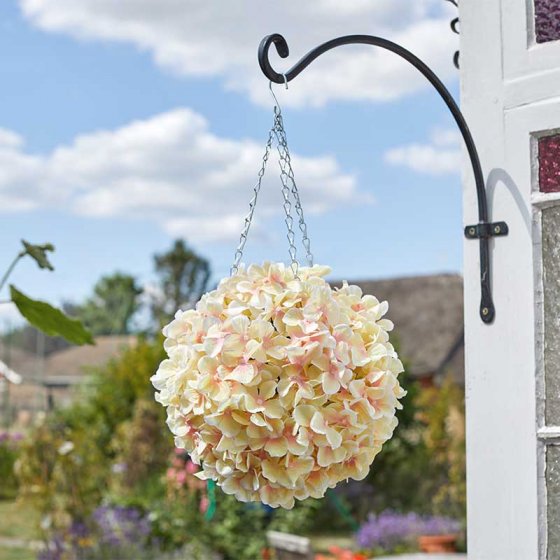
[19,0,458,107]
[383,128,461,175]
[0,108,367,243]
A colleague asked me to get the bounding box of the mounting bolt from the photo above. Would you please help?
[469,227,476,236]
[494,225,501,234]
[482,307,489,316]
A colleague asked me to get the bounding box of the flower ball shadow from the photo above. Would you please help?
[152,262,405,509]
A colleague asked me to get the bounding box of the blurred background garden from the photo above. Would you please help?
[0,1,468,558]
[0,238,466,560]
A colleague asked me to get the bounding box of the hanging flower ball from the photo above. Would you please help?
[151,263,405,509]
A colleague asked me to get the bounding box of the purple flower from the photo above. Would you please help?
[356,510,460,551]
[92,505,151,547]
[38,535,65,560]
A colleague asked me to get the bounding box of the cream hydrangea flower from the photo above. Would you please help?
[152,262,405,509]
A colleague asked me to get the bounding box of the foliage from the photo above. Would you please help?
[417,376,466,520]
[355,510,460,554]
[14,307,466,560]
[362,367,436,515]
[75,273,143,335]
[16,338,166,532]
[268,498,323,535]
[0,240,93,346]
[152,239,210,324]
[10,286,93,345]
[0,432,22,499]
[110,399,172,493]
[16,416,108,531]
[205,492,267,560]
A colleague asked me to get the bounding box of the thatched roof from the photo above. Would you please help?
[332,274,464,382]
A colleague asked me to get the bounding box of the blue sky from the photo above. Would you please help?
[0,0,463,327]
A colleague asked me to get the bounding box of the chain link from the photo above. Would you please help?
[230,85,313,276]
[273,107,300,278]
[273,108,314,268]
[230,127,274,275]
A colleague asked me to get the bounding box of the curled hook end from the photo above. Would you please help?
[259,33,290,83]
[269,33,289,58]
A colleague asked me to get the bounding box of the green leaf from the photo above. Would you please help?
[10,285,94,345]
[21,240,55,271]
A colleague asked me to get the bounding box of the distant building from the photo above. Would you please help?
[0,335,135,425]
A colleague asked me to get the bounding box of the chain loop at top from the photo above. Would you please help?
[230,83,313,276]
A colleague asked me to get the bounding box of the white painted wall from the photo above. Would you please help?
[460,0,560,558]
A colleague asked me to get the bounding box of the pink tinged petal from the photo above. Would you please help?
[260,380,277,400]
[296,426,310,445]
[232,411,250,425]
[229,314,250,333]
[317,446,346,467]
[244,339,267,362]
[263,399,284,419]
[305,470,329,499]
[293,405,316,427]
[369,343,388,362]
[249,320,274,339]
[226,363,256,384]
[282,308,303,326]
[213,383,231,402]
[250,413,272,430]
[335,342,350,364]
[265,437,288,457]
[261,459,281,483]
[197,356,217,376]
[351,344,370,367]
[298,382,315,400]
[203,336,225,358]
[277,377,295,397]
[310,411,327,435]
[286,457,314,485]
[321,373,340,395]
[173,424,190,437]
[326,428,342,449]
[377,318,394,331]
[206,413,241,437]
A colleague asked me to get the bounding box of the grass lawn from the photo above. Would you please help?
[0,500,39,540]
[0,546,36,560]
[0,500,39,560]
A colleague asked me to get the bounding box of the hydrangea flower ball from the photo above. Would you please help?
[151,263,405,509]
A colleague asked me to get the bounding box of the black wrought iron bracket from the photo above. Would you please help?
[258,33,509,324]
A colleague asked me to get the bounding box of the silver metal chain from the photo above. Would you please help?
[273,107,314,269]
[230,127,274,275]
[273,106,300,278]
[230,83,314,276]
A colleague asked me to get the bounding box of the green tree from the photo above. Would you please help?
[152,240,211,324]
[78,273,143,335]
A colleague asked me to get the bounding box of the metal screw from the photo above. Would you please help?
[494,225,501,234]
[482,307,489,316]
[469,227,476,236]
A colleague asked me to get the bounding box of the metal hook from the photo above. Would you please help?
[258,32,509,324]
[282,73,289,89]
[268,80,283,114]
